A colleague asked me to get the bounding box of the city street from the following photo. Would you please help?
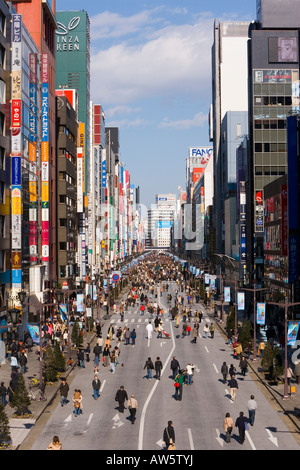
[19,282,300,451]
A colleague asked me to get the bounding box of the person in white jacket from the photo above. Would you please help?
[146,321,153,340]
[186,364,194,385]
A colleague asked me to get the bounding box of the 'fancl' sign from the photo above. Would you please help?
[189,147,213,158]
[189,147,213,167]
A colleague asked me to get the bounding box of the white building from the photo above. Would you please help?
[148,194,177,248]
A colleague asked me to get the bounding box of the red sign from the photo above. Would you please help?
[12,99,21,127]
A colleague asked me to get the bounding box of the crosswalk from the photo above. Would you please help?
[108,310,212,327]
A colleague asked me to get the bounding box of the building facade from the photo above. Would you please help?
[248,2,300,285]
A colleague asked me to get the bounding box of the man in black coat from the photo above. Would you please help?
[170,356,180,380]
[93,344,101,366]
[115,385,128,413]
[59,379,69,407]
[163,421,175,449]
[235,411,248,444]
[92,375,101,400]
[155,357,163,380]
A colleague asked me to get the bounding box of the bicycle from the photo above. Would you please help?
[27,379,47,402]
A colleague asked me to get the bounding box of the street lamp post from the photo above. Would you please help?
[239,278,270,361]
[267,296,300,400]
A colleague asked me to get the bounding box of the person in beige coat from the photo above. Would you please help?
[127,394,138,424]
[223,412,234,443]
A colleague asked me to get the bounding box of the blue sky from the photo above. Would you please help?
[56,1,256,207]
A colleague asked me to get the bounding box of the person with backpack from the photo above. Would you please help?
[163,421,175,450]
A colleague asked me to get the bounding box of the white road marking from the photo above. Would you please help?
[213,363,218,373]
[112,413,124,429]
[100,379,106,392]
[205,346,209,353]
[245,430,256,450]
[266,429,278,447]
[216,428,224,447]
[187,428,194,450]
[138,302,175,451]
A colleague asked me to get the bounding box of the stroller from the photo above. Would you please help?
[163,329,171,339]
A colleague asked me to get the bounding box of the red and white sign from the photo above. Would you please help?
[12,100,21,127]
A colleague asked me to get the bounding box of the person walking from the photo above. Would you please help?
[47,435,62,450]
[127,394,138,424]
[124,328,131,345]
[154,356,163,380]
[115,385,128,413]
[131,329,137,346]
[144,357,154,380]
[221,362,228,383]
[146,321,153,340]
[228,375,239,401]
[223,412,234,443]
[235,411,248,444]
[239,355,248,376]
[247,395,257,426]
[229,363,237,379]
[294,360,300,384]
[209,323,215,338]
[103,345,111,367]
[77,348,85,368]
[203,323,209,339]
[186,364,194,385]
[163,421,175,450]
[170,356,180,380]
[72,389,83,416]
[258,340,265,358]
[0,382,7,406]
[93,343,101,366]
[85,343,90,363]
[59,379,69,407]
[92,375,101,400]
[19,352,27,374]
[174,370,184,401]
[191,326,198,343]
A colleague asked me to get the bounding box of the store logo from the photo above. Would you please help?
[56,17,81,52]
[56,17,81,35]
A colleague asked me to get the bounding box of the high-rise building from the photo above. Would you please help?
[148,194,177,248]
[0,0,11,329]
[55,10,91,197]
[248,0,300,285]
[211,21,249,256]
[55,92,78,285]
[14,0,58,283]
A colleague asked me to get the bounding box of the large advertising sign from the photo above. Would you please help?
[287,321,300,346]
[257,303,266,325]
[237,292,245,310]
[11,15,22,292]
[41,54,49,278]
[224,287,231,303]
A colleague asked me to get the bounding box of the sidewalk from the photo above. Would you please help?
[205,302,300,435]
[0,294,130,450]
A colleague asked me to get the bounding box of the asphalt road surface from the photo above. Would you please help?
[27,282,300,451]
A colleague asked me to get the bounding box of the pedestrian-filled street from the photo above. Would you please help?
[4,253,298,451]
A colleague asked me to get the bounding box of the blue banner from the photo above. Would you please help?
[59,304,67,322]
[257,303,266,325]
[237,292,245,310]
[27,324,40,343]
[224,287,230,302]
[287,321,300,346]
[76,293,84,313]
